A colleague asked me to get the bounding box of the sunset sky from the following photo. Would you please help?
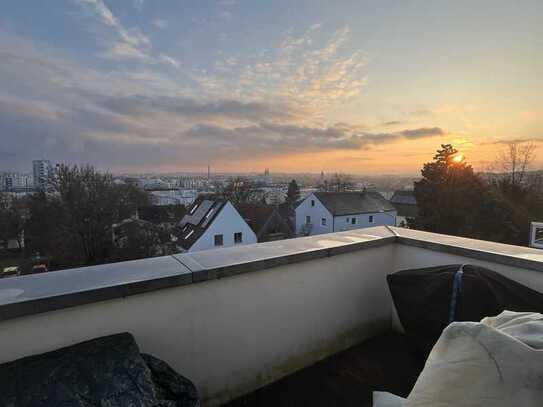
[1,0,541,175]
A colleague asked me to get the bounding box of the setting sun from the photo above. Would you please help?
[453,154,464,163]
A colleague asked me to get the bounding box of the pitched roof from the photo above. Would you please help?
[176,197,227,250]
[313,191,395,216]
[390,190,417,206]
[235,204,276,235]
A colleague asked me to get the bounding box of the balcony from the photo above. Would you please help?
[0,227,542,406]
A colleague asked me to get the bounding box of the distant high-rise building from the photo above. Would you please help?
[33,160,53,190]
[0,172,33,191]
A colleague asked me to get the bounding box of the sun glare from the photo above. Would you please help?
[452,154,464,163]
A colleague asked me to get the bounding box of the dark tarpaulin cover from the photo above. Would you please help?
[387,264,543,360]
[0,332,199,407]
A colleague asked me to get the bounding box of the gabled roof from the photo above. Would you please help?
[277,202,295,219]
[390,190,417,206]
[313,191,395,216]
[176,197,227,250]
[235,204,276,235]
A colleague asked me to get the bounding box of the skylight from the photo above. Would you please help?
[189,203,199,214]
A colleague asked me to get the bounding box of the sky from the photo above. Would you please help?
[0,0,542,175]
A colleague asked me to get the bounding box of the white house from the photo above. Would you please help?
[389,190,418,227]
[177,197,257,252]
[295,191,397,236]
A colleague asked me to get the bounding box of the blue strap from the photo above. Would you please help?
[449,265,464,323]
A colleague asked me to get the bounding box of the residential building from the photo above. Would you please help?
[530,222,543,249]
[0,172,33,191]
[32,160,54,190]
[236,203,293,242]
[390,190,418,227]
[262,186,286,205]
[295,191,397,236]
[176,197,257,252]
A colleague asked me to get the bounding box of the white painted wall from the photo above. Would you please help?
[189,201,257,252]
[295,193,397,236]
[393,244,543,294]
[295,193,333,236]
[0,236,543,405]
[0,244,394,406]
[333,212,397,232]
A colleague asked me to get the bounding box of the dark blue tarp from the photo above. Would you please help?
[387,264,543,360]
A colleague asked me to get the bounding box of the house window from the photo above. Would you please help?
[351,217,356,225]
[346,217,350,223]
[369,215,374,223]
[214,234,223,246]
[311,200,315,207]
[306,215,311,224]
[321,218,327,226]
[234,232,242,244]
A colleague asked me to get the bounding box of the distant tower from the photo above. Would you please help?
[207,165,210,181]
[264,168,269,176]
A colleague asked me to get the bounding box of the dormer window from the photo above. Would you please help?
[184,230,194,239]
[205,208,214,219]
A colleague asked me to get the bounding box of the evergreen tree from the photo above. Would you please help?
[286,179,300,205]
[410,144,486,237]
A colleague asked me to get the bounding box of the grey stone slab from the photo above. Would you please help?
[171,253,205,272]
[0,256,191,321]
[2,225,542,323]
[392,227,543,272]
[184,230,394,280]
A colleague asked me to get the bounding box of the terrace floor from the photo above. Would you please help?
[223,332,423,407]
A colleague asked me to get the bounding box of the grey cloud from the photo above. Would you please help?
[483,137,542,145]
[182,123,446,154]
[399,127,445,138]
[84,93,295,122]
[346,127,446,148]
[0,30,445,172]
[0,89,446,172]
[382,120,404,126]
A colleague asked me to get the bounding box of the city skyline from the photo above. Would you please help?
[1,0,542,174]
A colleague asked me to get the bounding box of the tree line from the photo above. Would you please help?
[0,164,154,270]
[411,143,542,246]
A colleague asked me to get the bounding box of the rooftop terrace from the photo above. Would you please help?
[0,226,542,405]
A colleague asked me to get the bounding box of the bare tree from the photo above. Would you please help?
[0,193,26,251]
[220,177,262,205]
[322,173,354,192]
[497,141,536,186]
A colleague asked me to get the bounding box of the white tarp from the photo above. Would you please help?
[374,311,543,407]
